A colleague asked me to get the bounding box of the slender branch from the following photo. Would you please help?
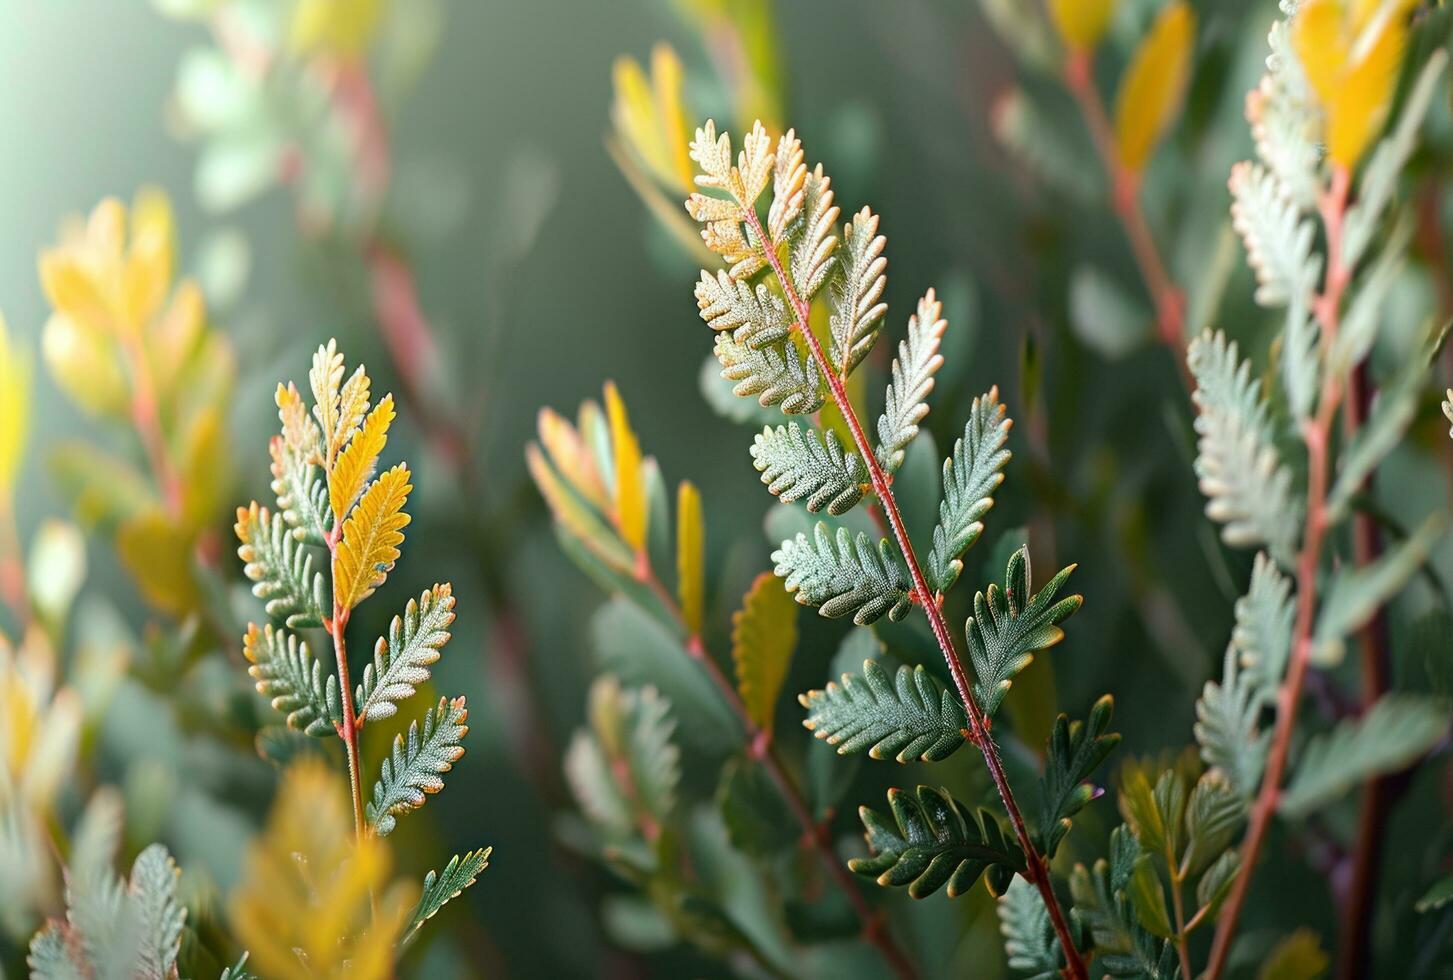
[1166,848,1193,980]
[1063,52,1189,387]
[634,562,915,979]
[743,208,1088,980]
[326,523,367,841]
[1205,165,1353,980]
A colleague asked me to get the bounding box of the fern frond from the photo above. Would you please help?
[1234,552,1294,698]
[731,572,798,735]
[1252,20,1320,209]
[712,328,825,415]
[925,389,1013,594]
[1038,696,1120,858]
[852,786,1025,899]
[998,877,1064,980]
[800,659,968,763]
[1228,162,1320,309]
[402,848,492,949]
[965,546,1080,716]
[367,696,469,836]
[751,422,866,514]
[773,523,912,625]
[355,584,456,724]
[686,120,772,277]
[244,623,343,737]
[271,381,329,544]
[1194,647,1266,799]
[330,393,394,524]
[1187,330,1300,566]
[876,289,948,475]
[235,503,327,629]
[564,678,681,840]
[694,269,793,347]
[828,206,887,377]
[128,844,185,980]
[334,463,412,611]
[789,165,839,302]
[767,129,805,240]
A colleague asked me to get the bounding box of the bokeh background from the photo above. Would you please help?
[3,0,1452,976]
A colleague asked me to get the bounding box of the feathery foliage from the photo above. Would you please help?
[876,290,948,475]
[234,503,328,629]
[1038,697,1121,859]
[925,389,1013,594]
[773,524,912,625]
[801,659,968,763]
[403,849,493,949]
[355,584,457,724]
[367,696,470,836]
[751,422,866,515]
[243,622,342,737]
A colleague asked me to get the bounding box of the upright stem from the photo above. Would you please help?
[1063,52,1188,384]
[1167,853,1193,980]
[1204,165,1352,980]
[635,568,916,979]
[743,209,1088,980]
[327,525,367,840]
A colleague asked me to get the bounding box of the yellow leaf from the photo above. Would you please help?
[612,55,671,187]
[731,572,798,735]
[525,443,634,574]
[276,381,321,460]
[604,381,648,555]
[37,250,113,334]
[336,364,371,455]
[0,631,81,810]
[290,0,386,58]
[123,187,174,328]
[1293,0,1349,107]
[676,481,705,636]
[41,313,127,417]
[116,509,199,615]
[230,758,414,980]
[309,339,345,464]
[652,44,695,191]
[334,463,411,610]
[536,407,609,513]
[1049,0,1115,52]
[1328,15,1407,168]
[147,279,206,401]
[331,394,394,524]
[180,405,228,531]
[1258,928,1329,980]
[1114,1,1196,173]
[0,313,32,506]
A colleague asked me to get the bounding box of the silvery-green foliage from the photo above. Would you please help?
[829,206,887,377]
[355,584,457,724]
[1194,647,1266,800]
[876,290,948,475]
[800,659,968,763]
[925,390,1013,594]
[367,696,470,836]
[773,524,912,625]
[1232,552,1294,699]
[751,422,866,515]
[244,623,343,737]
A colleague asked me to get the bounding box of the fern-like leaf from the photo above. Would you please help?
[1187,330,1300,567]
[694,269,793,348]
[789,165,839,302]
[1194,647,1266,799]
[1038,696,1120,858]
[999,877,1066,980]
[330,393,394,524]
[828,206,886,376]
[965,546,1081,716]
[355,583,456,724]
[1228,162,1320,309]
[367,696,469,836]
[876,289,948,475]
[851,785,1026,899]
[712,328,824,415]
[1234,552,1294,698]
[687,120,771,277]
[402,848,492,949]
[750,422,866,515]
[800,659,968,762]
[926,389,1013,593]
[243,623,342,737]
[128,844,185,980]
[235,503,327,629]
[773,523,912,625]
[270,382,329,544]
[334,463,412,611]
[564,678,681,840]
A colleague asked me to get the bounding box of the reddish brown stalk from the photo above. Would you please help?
[1063,52,1189,387]
[326,522,368,841]
[635,565,915,978]
[743,209,1088,980]
[1205,166,1353,980]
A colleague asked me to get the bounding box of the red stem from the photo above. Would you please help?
[1205,165,1353,980]
[743,208,1088,980]
[326,523,367,841]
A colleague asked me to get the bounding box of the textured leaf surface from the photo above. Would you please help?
[367,696,469,835]
[800,659,968,763]
[1195,647,1267,799]
[329,393,394,524]
[751,422,866,515]
[355,583,456,723]
[402,848,492,948]
[244,623,342,737]
[852,785,1025,899]
[965,546,1081,716]
[828,206,886,376]
[773,523,911,625]
[128,844,185,980]
[334,463,412,611]
[731,572,798,735]
[876,289,948,475]
[925,389,1012,593]
[1038,695,1120,858]
[235,503,327,628]
[998,876,1064,979]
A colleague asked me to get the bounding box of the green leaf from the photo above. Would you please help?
[1129,854,1174,940]
[1329,220,1408,377]
[355,583,456,724]
[127,844,185,980]
[711,326,825,416]
[1257,929,1328,980]
[992,88,1102,204]
[367,696,470,836]
[1228,161,1320,310]
[1416,874,1453,913]
[234,503,327,629]
[243,623,342,738]
[564,677,680,841]
[788,163,839,302]
[1068,827,1176,978]
[1313,515,1444,664]
[731,572,798,735]
[1182,771,1245,879]
[1280,694,1449,818]
[1187,330,1300,567]
[1194,647,1267,799]
[851,785,1025,899]
[1068,266,1151,361]
[268,436,329,546]
[694,268,794,346]
[218,952,257,980]
[401,848,491,949]
[1235,552,1295,699]
[876,290,948,474]
[750,422,866,515]
[1039,695,1120,858]
[925,390,1013,593]
[800,658,968,763]
[773,523,912,625]
[828,206,887,376]
[965,546,1081,716]
[997,876,1064,980]
[717,757,796,858]
[1196,849,1240,913]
